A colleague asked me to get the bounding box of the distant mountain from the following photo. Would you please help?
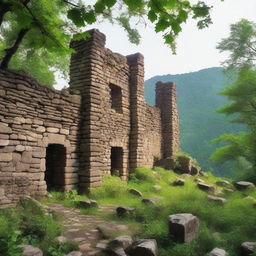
[145,67,243,176]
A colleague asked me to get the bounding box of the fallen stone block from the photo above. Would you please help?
[216,180,230,187]
[235,181,255,190]
[76,200,98,209]
[168,213,199,243]
[197,182,215,193]
[116,206,135,218]
[126,239,158,256]
[128,188,143,197]
[207,247,228,256]
[241,242,256,256]
[141,198,156,206]
[207,195,227,205]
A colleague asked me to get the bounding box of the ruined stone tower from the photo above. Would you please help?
[0,29,179,205]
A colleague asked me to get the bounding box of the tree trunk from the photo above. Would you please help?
[0,2,12,26]
[0,28,29,69]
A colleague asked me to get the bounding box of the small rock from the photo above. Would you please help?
[194,178,204,183]
[116,206,135,218]
[65,251,83,256]
[216,180,230,187]
[46,193,53,198]
[128,188,143,197]
[197,182,215,193]
[207,195,227,205]
[76,200,98,208]
[241,242,256,256]
[56,236,68,244]
[108,235,133,250]
[141,198,156,206]
[208,247,227,256]
[223,188,234,193]
[19,244,43,256]
[127,239,158,256]
[168,213,199,243]
[173,179,185,186]
[235,181,255,190]
[152,185,161,191]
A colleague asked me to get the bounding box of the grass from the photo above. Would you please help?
[0,198,78,256]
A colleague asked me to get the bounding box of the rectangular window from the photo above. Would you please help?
[109,83,123,113]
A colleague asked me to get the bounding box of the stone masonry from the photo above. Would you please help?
[0,29,179,205]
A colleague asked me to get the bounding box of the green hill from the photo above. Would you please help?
[144,67,243,176]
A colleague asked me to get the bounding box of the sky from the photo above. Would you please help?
[55,0,256,89]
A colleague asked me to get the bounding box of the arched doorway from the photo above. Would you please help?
[45,144,66,191]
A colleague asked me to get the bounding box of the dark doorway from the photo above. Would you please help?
[110,147,123,176]
[45,144,66,191]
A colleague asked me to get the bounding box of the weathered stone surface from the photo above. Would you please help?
[116,206,135,218]
[216,180,230,187]
[241,242,256,256]
[128,188,143,197]
[76,200,98,208]
[65,251,82,256]
[197,182,215,193]
[141,198,156,206]
[0,139,9,146]
[207,248,227,256]
[106,235,133,255]
[127,239,158,256]
[19,244,43,256]
[0,153,12,162]
[173,179,185,186]
[235,181,255,190]
[168,213,199,243]
[207,195,227,205]
[0,124,12,134]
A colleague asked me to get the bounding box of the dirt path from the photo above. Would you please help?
[49,203,132,256]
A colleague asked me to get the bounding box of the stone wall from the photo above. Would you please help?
[0,29,179,205]
[0,69,81,206]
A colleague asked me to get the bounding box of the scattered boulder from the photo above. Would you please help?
[65,251,82,256]
[235,181,255,190]
[241,242,256,256]
[128,188,143,197]
[207,247,228,256]
[141,198,156,206]
[127,239,158,256]
[76,200,98,209]
[116,206,135,218]
[168,213,199,243]
[176,155,201,175]
[207,195,227,205]
[216,180,230,187]
[172,179,185,186]
[108,235,133,250]
[197,182,215,193]
[19,244,43,256]
[152,185,161,191]
[194,178,204,183]
[223,188,234,194]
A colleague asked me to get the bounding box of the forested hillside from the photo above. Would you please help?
[145,67,243,176]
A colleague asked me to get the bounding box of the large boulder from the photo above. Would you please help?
[19,245,43,256]
[106,235,133,256]
[235,181,255,190]
[168,213,199,243]
[128,188,143,197]
[116,206,135,218]
[241,242,256,256]
[126,239,158,256]
[207,248,228,256]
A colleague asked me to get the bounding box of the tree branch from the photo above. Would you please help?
[0,28,30,68]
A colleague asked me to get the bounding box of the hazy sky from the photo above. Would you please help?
[55,0,256,89]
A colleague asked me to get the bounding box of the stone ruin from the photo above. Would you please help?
[0,29,179,206]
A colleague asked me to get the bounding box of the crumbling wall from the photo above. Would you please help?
[0,69,81,206]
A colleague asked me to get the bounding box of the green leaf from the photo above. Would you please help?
[171,22,182,35]
[73,32,91,41]
[155,18,170,32]
[94,1,105,13]
[166,0,177,9]
[67,8,85,27]
[148,10,157,22]
[178,9,188,22]
[103,0,116,8]
[83,11,96,24]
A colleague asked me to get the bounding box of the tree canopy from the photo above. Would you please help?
[211,19,256,181]
[0,0,214,86]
